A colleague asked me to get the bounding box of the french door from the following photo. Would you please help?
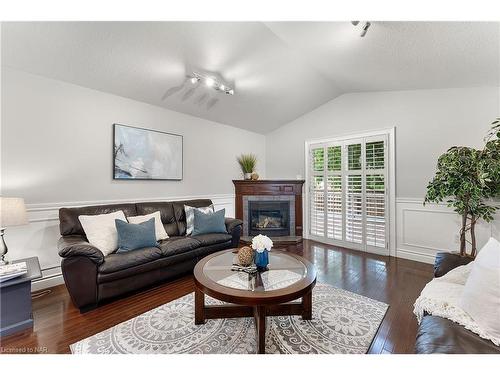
[308,134,389,255]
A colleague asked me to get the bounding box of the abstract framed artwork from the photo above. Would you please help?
[113,124,183,180]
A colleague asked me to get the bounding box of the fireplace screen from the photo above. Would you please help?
[248,200,290,237]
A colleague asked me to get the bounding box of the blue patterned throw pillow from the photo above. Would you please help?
[115,217,158,253]
[192,209,227,236]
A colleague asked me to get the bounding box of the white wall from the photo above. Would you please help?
[266,87,500,262]
[1,68,266,289]
[2,68,266,203]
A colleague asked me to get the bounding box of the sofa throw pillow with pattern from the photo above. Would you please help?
[78,210,127,256]
[192,208,227,236]
[127,211,169,240]
[184,204,214,235]
[115,217,158,253]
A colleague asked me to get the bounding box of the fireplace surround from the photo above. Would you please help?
[233,180,305,243]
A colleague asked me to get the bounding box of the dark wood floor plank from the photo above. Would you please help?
[0,239,433,354]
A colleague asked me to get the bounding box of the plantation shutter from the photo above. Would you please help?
[326,146,343,240]
[308,134,388,254]
[365,140,386,248]
[345,143,363,245]
[309,146,325,236]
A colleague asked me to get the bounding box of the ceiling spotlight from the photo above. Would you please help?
[188,72,234,95]
[205,77,215,87]
[351,21,371,37]
[360,22,371,37]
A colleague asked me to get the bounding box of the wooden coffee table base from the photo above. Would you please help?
[194,288,313,354]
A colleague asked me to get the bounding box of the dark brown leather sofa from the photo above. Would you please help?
[57,199,242,312]
[414,252,500,354]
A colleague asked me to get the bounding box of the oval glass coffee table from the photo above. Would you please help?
[193,249,317,354]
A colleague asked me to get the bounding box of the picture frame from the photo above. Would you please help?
[113,123,183,180]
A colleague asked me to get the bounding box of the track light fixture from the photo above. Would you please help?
[351,21,371,37]
[188,72,234,95]
[360,22,371,37]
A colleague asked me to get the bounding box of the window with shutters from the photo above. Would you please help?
[307,133,390,255]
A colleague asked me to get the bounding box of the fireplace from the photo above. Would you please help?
[248,200,290,237]
[234,180,305,243]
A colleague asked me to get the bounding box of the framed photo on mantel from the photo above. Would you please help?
[113,123,183,180]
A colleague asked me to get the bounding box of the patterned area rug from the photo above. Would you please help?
[71,284,388,354]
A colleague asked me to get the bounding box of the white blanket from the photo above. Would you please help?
[413,262,500,346]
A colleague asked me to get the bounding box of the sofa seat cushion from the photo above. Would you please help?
[415,315,500,354]
[98,246,163,274]
[191,233,232,247]
[158,237,201,257]
[97,250,200,284]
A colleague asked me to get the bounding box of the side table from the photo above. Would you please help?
[0,257,42,336]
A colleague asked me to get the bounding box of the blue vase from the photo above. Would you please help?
[254,250,269,271]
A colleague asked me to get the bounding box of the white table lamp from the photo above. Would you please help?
[0,197,28,264]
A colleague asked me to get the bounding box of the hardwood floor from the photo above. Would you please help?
[0,239,433,354]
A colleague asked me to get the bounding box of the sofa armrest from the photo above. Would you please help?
[58,235,105,265]
[225,217,243,233]
[434,252,474,278]
[225,218,243,247]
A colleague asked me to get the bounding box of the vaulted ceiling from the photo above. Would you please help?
[2,21,499,133]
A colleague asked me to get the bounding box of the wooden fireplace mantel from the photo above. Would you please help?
[233,179,305,240]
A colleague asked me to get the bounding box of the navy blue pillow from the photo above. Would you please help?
[115,218,157,253]
[192,208,226,236]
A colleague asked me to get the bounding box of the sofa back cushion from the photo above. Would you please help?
[172,199,213,236]
[135,202,178,236]
[60,199,214,237]
[60,204,137,236]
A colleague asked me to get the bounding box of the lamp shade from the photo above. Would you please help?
[0,197,28,227]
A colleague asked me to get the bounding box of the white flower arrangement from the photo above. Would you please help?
[251,234,273,253]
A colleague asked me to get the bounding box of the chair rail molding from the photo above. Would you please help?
[395,197,500,264]
[7,194,235,291]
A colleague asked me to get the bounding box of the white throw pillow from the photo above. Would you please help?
[78,210,126,256]
[459,237,500,342]
[127,211,169,241]
[184,204,214,235]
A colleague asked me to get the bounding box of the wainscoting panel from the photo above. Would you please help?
[396,198,500,264]
[6,194,235,291]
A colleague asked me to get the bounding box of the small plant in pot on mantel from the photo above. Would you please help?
[237,153,257,180]
[424,119,500,261]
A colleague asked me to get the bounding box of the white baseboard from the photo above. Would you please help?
[32,274,65,292]
[395,248,436,264]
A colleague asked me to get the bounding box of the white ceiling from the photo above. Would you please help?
[2,22,499,134]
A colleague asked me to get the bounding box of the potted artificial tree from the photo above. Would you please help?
[237,154,257,180]
[424,119,499,274]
